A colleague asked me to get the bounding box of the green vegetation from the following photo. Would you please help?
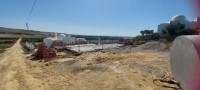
[140,30,154,36]
[21,38,43,43]
[0,27,52,38]
[0,38,18,54]
[126,22,194,46]
[0,40,16,44]
[162,22,193,41]
[0,49,5,53]
[135,30,160,41]
[0,44,11,49]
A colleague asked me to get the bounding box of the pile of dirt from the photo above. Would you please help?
[103,41,168,53]
[134,41,168,51]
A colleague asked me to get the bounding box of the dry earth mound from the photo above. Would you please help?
[134,41,168,51]
[103,41,168,53]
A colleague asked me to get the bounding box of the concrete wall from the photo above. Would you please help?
[63,37,76,45]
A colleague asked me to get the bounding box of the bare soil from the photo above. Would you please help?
[0,39,50,90]
[0,39,177,90]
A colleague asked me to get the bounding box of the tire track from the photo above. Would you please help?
[0,39,50,90]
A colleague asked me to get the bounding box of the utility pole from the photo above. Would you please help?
[26,23,29,30]
[99,36,103,50]
[78,41,80,52]
[98,36,101,45]
[102,43,103,50]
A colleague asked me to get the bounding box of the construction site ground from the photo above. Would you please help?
[0,39,178,90]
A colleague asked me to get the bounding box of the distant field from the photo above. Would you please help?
[0,38,18,53]
[0,27,53,38]
[0,27,130,40]
[0,27,50,54]
[21,38,43,43]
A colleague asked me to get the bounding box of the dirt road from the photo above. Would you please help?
[0,39,49,90]
[0,39,175,90]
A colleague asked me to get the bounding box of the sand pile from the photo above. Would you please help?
[103,41,168,53]
[134,41,168,51]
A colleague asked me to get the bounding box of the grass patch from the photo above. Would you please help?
[0,38,18,54]
[21,38,43,43]
[0,49,6,53]
[0,44,11,49]
[0,40,16,44]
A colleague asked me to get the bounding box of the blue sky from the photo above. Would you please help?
[0,0,196,36]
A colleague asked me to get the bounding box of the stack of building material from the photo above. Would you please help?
[36,43,56,59]
[25,42,34,51]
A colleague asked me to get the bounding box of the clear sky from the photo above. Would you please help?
[0,0,197,36]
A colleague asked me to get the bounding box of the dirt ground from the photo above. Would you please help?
[0,39,178,90]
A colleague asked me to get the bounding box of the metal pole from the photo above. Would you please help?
[78,42,80,52]
[26,23,29,30]
[102,43,103,49]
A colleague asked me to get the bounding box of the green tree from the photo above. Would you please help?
[179,28,193,35]
[144,30,150,35]
[148,33,160,40]
[140,31,145,36]
[165,22,185,37]
[141,30,154,35]
[161,30,167,39]
[150,30,154,34]
[162,30,167,35]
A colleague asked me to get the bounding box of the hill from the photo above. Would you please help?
[0,27,52,38]
[0,27,132,40]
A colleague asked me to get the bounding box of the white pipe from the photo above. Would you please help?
[55,32,57,40]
